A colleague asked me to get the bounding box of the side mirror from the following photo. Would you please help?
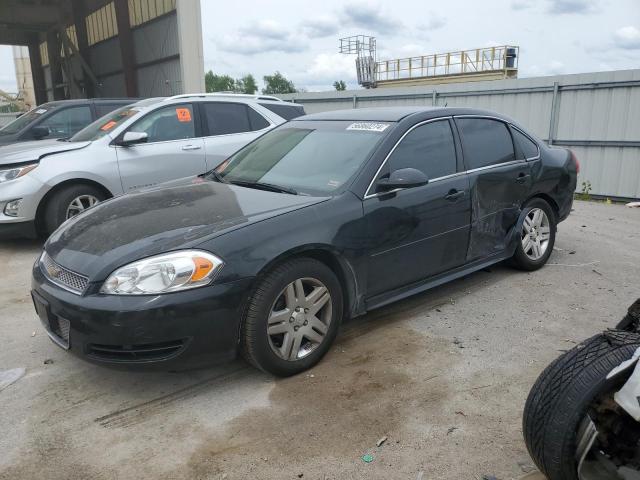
[119,131,148,146]
[31,126,50,140]
[376,168,429,192]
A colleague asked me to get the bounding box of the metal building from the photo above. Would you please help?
[280,69,640,200]
[0,0,204,107]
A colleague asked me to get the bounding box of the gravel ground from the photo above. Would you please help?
[0,200,638,480]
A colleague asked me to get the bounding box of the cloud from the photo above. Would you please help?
[398,43,427,57]
[511,0,534,10]
[547,0,598,14]
[423,12,447,30]
[217,19,307,55]
[307,53,356,81]
[341,1,402,34]
[300,16,340,38]
[613,26,640,49]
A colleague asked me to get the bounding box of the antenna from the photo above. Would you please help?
[339,35,377,88]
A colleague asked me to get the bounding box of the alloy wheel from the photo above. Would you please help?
[521,207,551,260]
[267,277,333,361]
[65,195,99,219]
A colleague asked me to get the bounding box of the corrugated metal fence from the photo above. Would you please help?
[280,69,640,199]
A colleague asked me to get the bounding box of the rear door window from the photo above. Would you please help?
[258,103,305,120]
[203,103,253,135]
[384,120,457,180]
[456,118,515,170]
[512,128,539,159]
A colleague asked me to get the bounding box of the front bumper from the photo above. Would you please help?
[0,219,37,239]
[31,262,254,368]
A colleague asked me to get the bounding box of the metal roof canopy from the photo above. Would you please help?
[0,0,204,106]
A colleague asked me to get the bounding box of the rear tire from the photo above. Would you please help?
[241,258,343,377]
[43,184,106,235]
[522,331,640,480]
[511,198,556,271]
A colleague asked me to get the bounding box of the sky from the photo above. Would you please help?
[1,0,638,94]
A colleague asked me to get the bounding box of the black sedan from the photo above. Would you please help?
[31,107,578,376]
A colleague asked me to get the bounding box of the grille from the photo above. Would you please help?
[41,252,89,294]
[86,340,186,362]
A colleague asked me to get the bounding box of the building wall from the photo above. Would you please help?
[280,69,640,199]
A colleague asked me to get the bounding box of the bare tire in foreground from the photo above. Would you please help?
[511,198,556,271]
[43,184,107,234]
[241,258,343,376]
[523,330,640,480]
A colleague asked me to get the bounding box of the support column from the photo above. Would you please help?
[176,0,204,94]
[28,39,47,106]
[548,81,560,146]
[114,0,137,97]
[72,0,94,98]
[46,31,65,100]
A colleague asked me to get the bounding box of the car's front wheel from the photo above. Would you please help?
[241,258,343,376]
[510,198,556,271]
[43,184,107,235]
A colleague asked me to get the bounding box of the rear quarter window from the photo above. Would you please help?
[258,103,305,121]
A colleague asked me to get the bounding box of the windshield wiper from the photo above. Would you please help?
[204,170,226,183]
[228,180,298,195]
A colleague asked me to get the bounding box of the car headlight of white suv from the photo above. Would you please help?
[0,163,38,183]
[100,250,224,295]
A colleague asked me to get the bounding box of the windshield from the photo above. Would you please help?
[215,120,391,196]
[69,105,141,142]
[0,104,54,135]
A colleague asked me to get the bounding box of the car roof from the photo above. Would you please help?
[296,106,507,122]
[39,98,136,108]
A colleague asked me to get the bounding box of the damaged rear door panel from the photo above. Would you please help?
[454,116,533,261]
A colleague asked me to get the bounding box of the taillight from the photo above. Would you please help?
[570,150,580,174]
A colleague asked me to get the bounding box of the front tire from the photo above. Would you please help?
[523,331,640,480]
[43,184,106,235]
[511,198,556,271]
[241,258,343,377]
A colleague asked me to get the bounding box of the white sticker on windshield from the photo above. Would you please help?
[346,122,389,132]
[35,109,47,114]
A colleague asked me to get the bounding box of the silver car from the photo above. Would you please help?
[0,94,304,238]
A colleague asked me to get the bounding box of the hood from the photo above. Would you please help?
[0,139,90,166]
[45,181,328,280]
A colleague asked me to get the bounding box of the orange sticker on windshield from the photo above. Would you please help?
[100,120,117,131]
[176,108,192,122]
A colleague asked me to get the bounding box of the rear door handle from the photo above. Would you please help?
[516,173,531,184]
[444,189,465,201]
[181,145,201,151]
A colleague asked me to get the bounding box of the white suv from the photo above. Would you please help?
[0,94,304,238]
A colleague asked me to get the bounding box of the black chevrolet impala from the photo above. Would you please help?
[31,107,578,375]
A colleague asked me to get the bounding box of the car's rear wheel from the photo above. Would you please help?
[241,258,343,376]
[43,184,107,235]
[510,198,556,271]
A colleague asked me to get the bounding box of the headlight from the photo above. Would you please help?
[0,163,38,183]
[100,250,224,295]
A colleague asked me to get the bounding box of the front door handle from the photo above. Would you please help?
[444,189,465,201]
[181,145,202,151]
[516,173,531,184]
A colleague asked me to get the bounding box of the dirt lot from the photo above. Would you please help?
[0,200,638,480]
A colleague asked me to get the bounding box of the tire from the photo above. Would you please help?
[523,330,640,480]
[43,184,107,234]
[510,198,557,271]
[241,257,343,377]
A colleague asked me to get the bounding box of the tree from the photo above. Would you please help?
[237,74,258,94]
[333,80,347,91]
[262,71,297,95]
[204,71,236,92]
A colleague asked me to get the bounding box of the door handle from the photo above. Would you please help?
[516,173,531,184]
[181,145,201,151]
[444,189,465,201]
